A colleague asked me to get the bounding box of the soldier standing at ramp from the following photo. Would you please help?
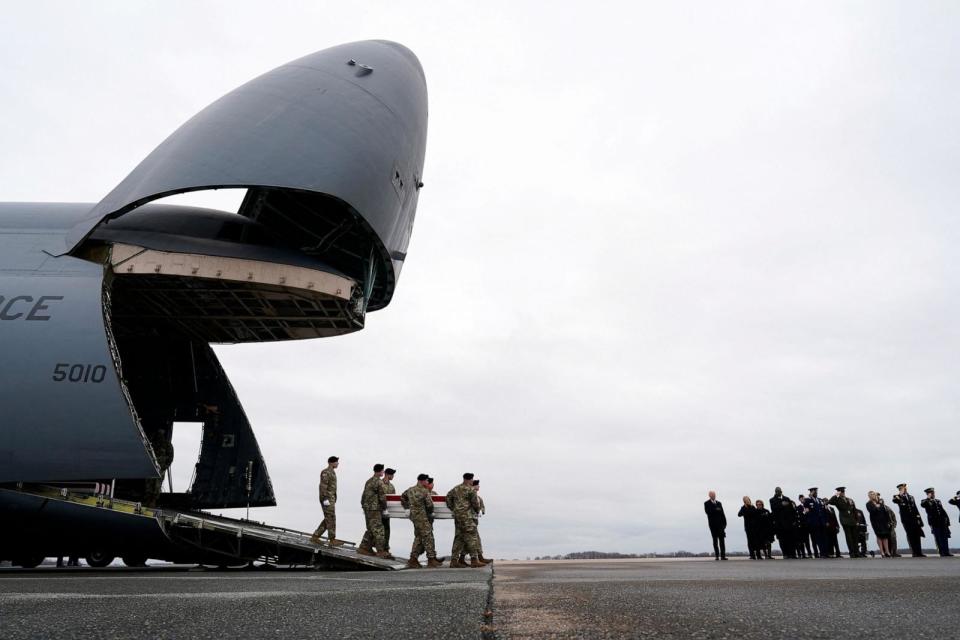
[382,468,397,554]
[447,473,483,568]
[358,463,394,559]
[402,474,442,568]
[311,456,342,546]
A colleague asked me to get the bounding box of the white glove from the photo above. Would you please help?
[322,500,330,506]
[382,509,390,517]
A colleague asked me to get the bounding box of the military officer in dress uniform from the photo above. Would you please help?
[892,483,926,557]
[920,488,953,557]
[703,491,727,560]
[948,491,960,523]
[828,487,862,558]
[311,456,343,545]
[381,468,397,554]
[803,488,828,558]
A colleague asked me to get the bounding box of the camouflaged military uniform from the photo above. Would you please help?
[312,467,337,540]
[474,495,486,557]
[382,478,396,550]
[446,484,481,560]
[402,484,436,559]
[359,474,388,551]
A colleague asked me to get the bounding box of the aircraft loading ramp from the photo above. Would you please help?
[0,486,404,570]
[162,510,407,570]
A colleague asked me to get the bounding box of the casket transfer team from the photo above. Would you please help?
[310,457,492,568]
[705,484,958,560]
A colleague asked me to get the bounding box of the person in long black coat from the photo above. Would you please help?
[738,497,760,559]
[754,499,774,559]
[704,491,728,560]
[770,488,798,559]
[866,491,892,557]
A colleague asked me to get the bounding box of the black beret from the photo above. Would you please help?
[417,473,429,481]
[385,468,396,475]
[473,480,480,486]
[427,477,434,483]
[328,456,339,463]
[463,472,475,480]
[373,463,384,472]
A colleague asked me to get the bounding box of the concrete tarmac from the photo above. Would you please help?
[2,558,959,639]
[0,565,493,639]
[492,557,960,639]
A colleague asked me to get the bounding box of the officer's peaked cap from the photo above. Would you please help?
[924,487,935,494]
[897,483,907,489]
[808,487,818,492]
[835,486,846,492]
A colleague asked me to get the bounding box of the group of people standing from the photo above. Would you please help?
[704,484,958,560]
[310,457,492,568]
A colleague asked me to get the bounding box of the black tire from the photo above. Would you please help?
[14,556,45,569]
[85,551,115,568]
[121,554,148,568]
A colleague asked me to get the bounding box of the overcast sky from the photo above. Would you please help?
[2,2,959,558]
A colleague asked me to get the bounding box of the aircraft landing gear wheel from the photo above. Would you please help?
[121,554,148,568]
[85,551,115,568]
[14,556,45,569]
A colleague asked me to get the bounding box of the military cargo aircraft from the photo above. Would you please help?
[0,40,427,570]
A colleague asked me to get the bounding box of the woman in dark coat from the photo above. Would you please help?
[866,491,892,557]
[754,499,774,559]
[738,496,760,559]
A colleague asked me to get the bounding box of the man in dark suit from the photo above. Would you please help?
[704,491,728,560]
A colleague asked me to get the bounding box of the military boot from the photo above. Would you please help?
[469,557,485,568]
[309,533,322,544]
[448,558,466,568]
[427,557,443,568]
[406,556,423,569]
[328,538,345,547]
[356,545,376,557]
[477,554,493,565]
[376,550,395,560]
